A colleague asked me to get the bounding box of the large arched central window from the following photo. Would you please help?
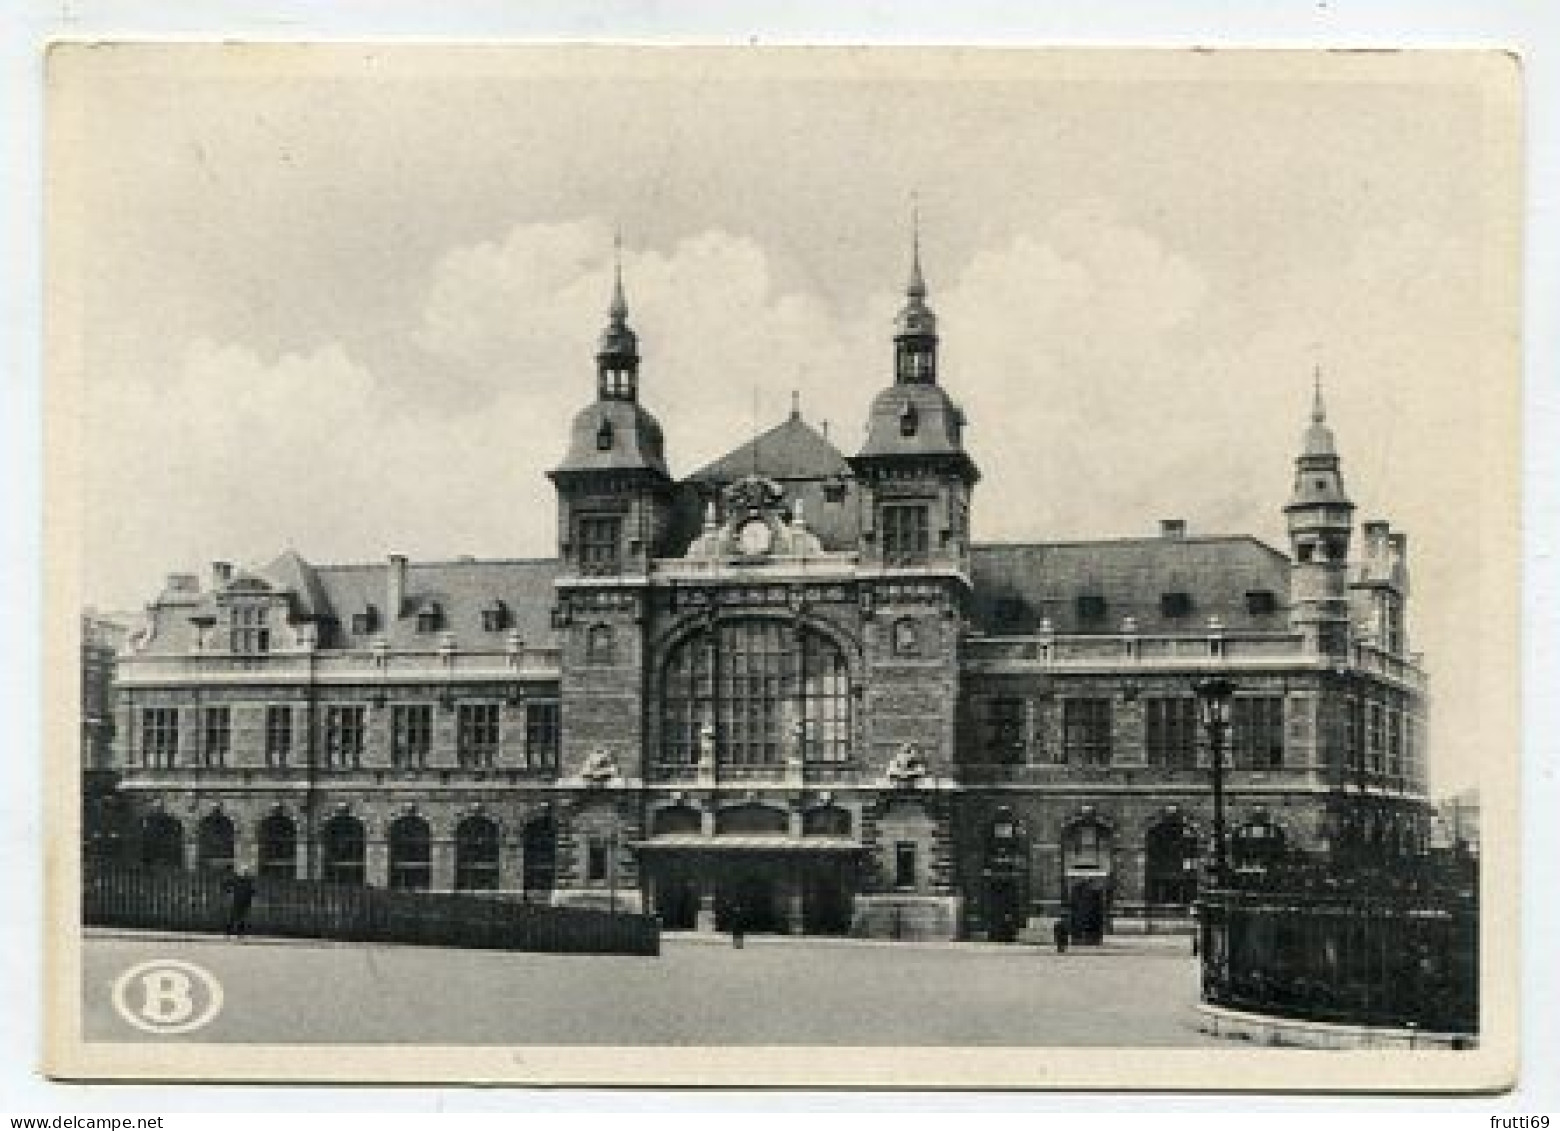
[662,619,852,766]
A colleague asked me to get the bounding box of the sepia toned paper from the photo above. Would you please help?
[42,43,1522,1090]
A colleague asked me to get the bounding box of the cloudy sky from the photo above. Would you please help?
[57,47,1516,796]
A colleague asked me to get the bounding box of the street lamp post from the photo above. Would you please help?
[1193,676,1236,887]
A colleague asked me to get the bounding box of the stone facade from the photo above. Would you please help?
[106,242,1431,940]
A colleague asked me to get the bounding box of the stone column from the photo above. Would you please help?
[432,836,456,892]
[366,836,389,887]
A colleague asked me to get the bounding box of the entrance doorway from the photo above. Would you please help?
[802,865,854,935]
[1068,878,1108,945]
[717,873,784,934]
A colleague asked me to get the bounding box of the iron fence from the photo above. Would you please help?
[84,863,659,956]
[1198,882,1476,1036]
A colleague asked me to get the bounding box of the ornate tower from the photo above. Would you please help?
[546,242,672,909]
[548,239,675,577]
[1284,375,1355,655]
[851,221,980,572]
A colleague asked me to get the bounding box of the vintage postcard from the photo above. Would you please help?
[42,44,1521,1089]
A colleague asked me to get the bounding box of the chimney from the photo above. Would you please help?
[1362,520,1390,559]
[387,553,408,620]
[165,572,198,593]
[1159,519,1187,540]
[211,560,233,589]
[1387,532,1408,561]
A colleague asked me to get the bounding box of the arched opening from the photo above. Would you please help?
[661,618,852,768]
[984,808,1031,943]
[257,811,297,880]
[802,806,851,837]
[521,812,556,901]
[651,805,702,836]
[714,804,788,836]
[454,815,500,891]
[1062,818,1114,945]
[140,812,184,869]
[1144,815,1200,907]
[320,812,366,886]
[1232,816,1288,871]
[388,814,432,891]
[196,811,235,872]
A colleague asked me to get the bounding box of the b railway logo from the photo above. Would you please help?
[111,959,224,1035]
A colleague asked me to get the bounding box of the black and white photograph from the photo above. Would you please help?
[41,43,1520,1089]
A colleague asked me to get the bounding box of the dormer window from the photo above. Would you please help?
[351,605,379,636]
[899,402,920,437]
[415,601,443,634]
[1076,594,1107,624]
[595,418,614,451]
[230,604,271,654]
[823,478,847,504]
[1160,592,1193,618]
[1245,590,1279,616]
[480,600,509,632]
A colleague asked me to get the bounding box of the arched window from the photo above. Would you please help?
[388,814,432,891]
[140,813,184,869]
[714,804,788,836]
[1063,819,1112,871]
[652,805,702,836]
[803,806,851,837]
[321,813,366,886]
[454,816,500,891]
[196,811,235,872]
[661,618,852,767]
[257,811,297,880]
[1232,816,1288,870]
[1144,816,1200,906]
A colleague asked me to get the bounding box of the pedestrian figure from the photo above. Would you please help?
[730,899,745,949]
[1052,915,1070,954]
[223,868,256,938]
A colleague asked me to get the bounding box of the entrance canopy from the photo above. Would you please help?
[632,835,863,854]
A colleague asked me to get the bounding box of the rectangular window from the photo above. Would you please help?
[1367,703,1386,773]
[587,837,609,884]
[1063,698,1113,766]
[984,697,1027,763]
[140,707,180,768]
[1245,590,1279,616]
[324,705,365,769]
[200,706,231,768]
[264,705,292,768]
[229,604,271,655]
[578,515,622,576]
[1160,592,1193,618]
[1145,697,1197,768]
[1387,709,1403,776]
[1232,696,1285,769]
[894,842,918,889]
[458,702,502,769]
[391,704,433,769]
[881,503,930,564]
[525,701,561,769]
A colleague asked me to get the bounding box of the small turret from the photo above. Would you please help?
[1284,372,1354,654]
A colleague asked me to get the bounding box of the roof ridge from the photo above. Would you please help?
[311,556,560,572]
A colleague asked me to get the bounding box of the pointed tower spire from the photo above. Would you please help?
[907,193,927,300]
[1311,364,1326,423]
[609,226,628,323]
[595,228,639,402]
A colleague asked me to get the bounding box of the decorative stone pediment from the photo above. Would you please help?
[684,474,823,561]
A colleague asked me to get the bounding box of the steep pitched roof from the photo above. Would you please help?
[969,536,1292,636]
[262,549,331,618]
[688,414,851,484]
[315,557,560,650]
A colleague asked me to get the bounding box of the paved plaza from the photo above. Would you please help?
[83,928,1217,1047]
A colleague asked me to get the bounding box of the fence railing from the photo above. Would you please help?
[84,864,659,956]
[1198,883,1476,1036]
